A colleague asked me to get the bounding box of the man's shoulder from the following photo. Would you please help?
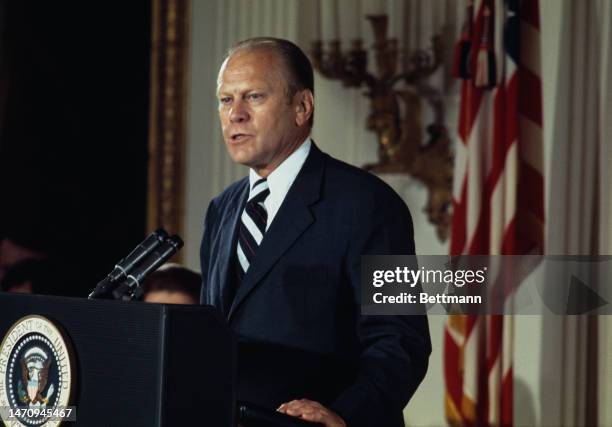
[322,153,406,207]
[210,177,249,210]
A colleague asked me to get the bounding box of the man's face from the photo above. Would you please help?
[217,49,309,177]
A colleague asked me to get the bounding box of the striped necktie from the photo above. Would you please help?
[236,178,270,280]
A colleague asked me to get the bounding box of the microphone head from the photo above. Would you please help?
[167,235,184,249]
[153,228,170,240]
[89,228,172,299]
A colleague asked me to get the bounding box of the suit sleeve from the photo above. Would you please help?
[330,194,431,427]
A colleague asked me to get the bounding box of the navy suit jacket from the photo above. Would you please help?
[200,143,431,427]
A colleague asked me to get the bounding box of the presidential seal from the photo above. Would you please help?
[0,315,74,426]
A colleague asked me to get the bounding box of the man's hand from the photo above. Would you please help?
[277,399,347,427]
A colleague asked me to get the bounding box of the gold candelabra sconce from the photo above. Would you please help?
[311,15,453,242]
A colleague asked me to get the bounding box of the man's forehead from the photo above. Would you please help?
[225,45,281,66]
[217,48,284,90]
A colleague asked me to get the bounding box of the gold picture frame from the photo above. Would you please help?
[147,0,190,259]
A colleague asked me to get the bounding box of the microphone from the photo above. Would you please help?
[88,229,169,299]
[112,235,184,301]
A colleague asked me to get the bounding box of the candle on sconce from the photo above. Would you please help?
[339,0,358,42]
[363,0,385,16]
[356,0,362,40]
[333,0,340,40]
[315,0,321,40]
[321,0,336,41]
[388,0,397,39]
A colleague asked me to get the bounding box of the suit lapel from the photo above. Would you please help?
[214,180,248,318]
[228,143,326,320]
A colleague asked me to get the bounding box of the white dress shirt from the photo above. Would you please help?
[248,138,312,231]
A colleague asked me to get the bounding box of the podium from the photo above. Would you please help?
[0,293,236,426]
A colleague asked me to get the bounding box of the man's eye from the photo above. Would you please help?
[219,97,232,104]
[247,93,263,100]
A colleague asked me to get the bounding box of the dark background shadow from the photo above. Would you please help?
[0,0,151,296]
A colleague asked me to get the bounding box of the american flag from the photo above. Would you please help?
[445,0,544,426]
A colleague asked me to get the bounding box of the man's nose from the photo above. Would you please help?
[230,101,249,123]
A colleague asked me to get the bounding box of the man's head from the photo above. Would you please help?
[0,258,53,294]
[142,263,201,305]
[0,237,46,285]
[216,37,315,177]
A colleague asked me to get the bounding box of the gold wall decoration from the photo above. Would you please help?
[311,15,453,241]
[147,0,190,256]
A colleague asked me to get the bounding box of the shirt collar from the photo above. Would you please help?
[248,137,312,198]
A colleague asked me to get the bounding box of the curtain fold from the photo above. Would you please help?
[596,1,612,425]
[542,0,610,425]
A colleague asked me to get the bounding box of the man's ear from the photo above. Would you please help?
[295,89,314,127]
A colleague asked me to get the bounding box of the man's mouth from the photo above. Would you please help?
[230,133,250,142]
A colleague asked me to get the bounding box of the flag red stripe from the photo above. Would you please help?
[459,83,485,143]
[518,68,542,125]
[491,79,517,182]
[467,77,519,257]
[500,217,518,255]
[487,316,503,372]
[467,206,490,254]
[504,75,519,147]
[444,330,464,404]
[489,74,519,193]
[521,0,540,30]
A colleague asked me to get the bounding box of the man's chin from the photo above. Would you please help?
[224,144,268,170]
[227,149,255,168]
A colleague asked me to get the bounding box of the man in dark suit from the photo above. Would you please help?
[200,37,431,427]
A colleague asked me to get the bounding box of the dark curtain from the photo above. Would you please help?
[0,0,151,296]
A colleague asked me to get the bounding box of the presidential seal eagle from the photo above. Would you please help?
[20,347,55,406]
